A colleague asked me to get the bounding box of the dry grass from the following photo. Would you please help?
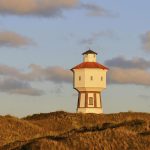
[0,111,149,150]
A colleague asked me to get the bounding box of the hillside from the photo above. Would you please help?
[0,111,150,150]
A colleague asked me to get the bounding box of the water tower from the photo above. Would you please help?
[71,49,108,114]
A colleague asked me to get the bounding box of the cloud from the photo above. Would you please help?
[105,56,150,69]
[107,67,150,86]
[141,31,150,52]
[0,64,72,83]
[80,3,112,17]
[0,1,115,18]
[80,31,114,45]
[105,56,150,86]
[0,78,44,96]
[0,31,33,48]
[0,64,72,96]
[0,0,78,17]
[23,64,72,83]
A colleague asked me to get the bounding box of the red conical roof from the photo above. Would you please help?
[71,62,109,70]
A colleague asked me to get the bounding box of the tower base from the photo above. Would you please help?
[77,91,103,114]
[77,108,103,114]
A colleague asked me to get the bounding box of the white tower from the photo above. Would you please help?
[71,50,108,114]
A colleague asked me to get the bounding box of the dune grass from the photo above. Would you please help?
[0,111,149,150]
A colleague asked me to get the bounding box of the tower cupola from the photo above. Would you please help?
[82,49,97,62]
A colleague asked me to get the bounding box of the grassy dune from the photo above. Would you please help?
[0,111,150,150]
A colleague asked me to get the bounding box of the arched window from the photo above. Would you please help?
[101,76,103,81]
[91,76,93,80]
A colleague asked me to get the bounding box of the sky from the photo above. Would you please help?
[0,0,150,117]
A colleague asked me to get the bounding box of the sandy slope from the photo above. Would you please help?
[0,112,150,150]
